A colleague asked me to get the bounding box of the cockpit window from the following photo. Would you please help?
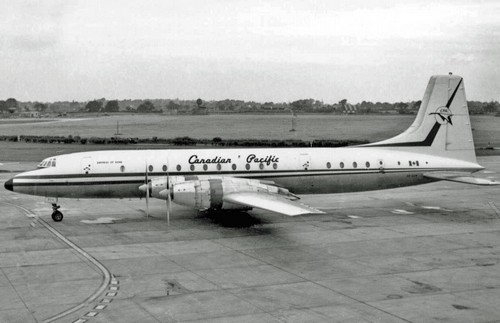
[38,158,57,169]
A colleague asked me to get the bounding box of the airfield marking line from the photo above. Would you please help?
[1,202,112,323]
[488,201,500,216]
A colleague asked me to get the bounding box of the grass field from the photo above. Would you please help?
[0,114,498,143]
[0,114,414,142]
[0,114,498,162]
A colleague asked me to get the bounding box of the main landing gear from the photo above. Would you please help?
[51,203,63,222]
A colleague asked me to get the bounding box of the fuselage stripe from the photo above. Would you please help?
[11,167,473,187]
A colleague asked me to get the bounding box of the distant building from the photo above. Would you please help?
[192,105,208,115]
[343,103,357,114]
[20,111,40,118]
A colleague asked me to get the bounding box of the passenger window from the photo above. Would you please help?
[273,163,278,169]
[176,165,181,171]
[340,162,344,169]
[366,161,370,168]
[353,162,357,168]
[216,164,222,171]
[416,161,420,166]
[148,165,153,172]
[409,161,412,166]
[162,165,167,172]
[120,165,125,172]
[326,162,331,169]
[190,165,195,171]
[259,163,264,170]
[203,164,208,171]
[246,163,250,170]
[232,164,237,170]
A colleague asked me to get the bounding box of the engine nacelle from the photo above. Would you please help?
[148,176,169,199]
[173,179,224,210]
[171,177,295,211]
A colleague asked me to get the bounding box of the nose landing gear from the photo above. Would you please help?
[51,203,63,222]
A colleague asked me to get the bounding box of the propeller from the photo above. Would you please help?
[139,163,173,225]
[156,168,173,225]
[165,169,172,226]
[145,163,150,217]
[138,163,151,217]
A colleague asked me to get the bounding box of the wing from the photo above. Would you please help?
[424,172,500,185]
[224,191,324,216]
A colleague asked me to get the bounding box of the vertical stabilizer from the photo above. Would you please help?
[366,75,476,163]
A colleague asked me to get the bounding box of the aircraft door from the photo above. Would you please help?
[81,157,93,174]
[299,153,311,170]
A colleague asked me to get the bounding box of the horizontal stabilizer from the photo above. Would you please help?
[224,192,324,216]
[424,172,500,186]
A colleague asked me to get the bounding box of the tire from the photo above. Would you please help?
[52,211,63,222]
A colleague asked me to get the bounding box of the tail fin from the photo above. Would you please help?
[366,75,476,163]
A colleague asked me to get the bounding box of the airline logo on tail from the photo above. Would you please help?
[366,77,463,148]
[429,107,453,125]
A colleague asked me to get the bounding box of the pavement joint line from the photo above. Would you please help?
[0,267,37,322]
[488,201,500,216]
[85,311,98,317]
[101,298,112,303]
[106,292,117,297]
[1,201,113,323]
[94,304,107,310]
[228,244,414,323]
[144,242,287,323]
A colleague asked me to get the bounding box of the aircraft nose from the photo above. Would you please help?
[4,178,13,191]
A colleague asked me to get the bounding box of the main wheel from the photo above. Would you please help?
[51,210,63,222]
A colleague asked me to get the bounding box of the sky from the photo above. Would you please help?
[1,0,499,103]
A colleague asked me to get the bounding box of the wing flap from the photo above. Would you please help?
[424,172,500,185]
[224,192,324,216]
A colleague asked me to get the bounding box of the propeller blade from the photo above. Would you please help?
[146,188,150,217]
[166,172,171,225]
[167,187,172,226]
[145,163,150,217]
[166,195,170,226]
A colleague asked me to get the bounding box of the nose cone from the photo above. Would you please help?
[4,178,13,191]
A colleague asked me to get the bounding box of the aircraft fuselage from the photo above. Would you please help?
[8,147,482,199]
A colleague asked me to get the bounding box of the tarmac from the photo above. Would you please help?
[0,156,499,323]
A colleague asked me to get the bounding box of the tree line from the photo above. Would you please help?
[2,97,500,115]
[0,134,368,148]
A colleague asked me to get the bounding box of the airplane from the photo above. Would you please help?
[4,75,498,222]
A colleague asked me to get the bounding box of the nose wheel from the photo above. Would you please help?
[51,203,63,222]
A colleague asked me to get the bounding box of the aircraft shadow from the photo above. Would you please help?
[196,210,265,228]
